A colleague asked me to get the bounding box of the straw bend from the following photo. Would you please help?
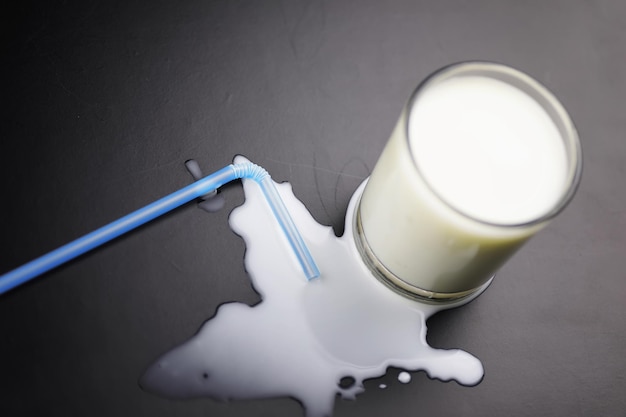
[230,163,320,281]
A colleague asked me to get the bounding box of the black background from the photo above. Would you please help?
[2,1,625,416]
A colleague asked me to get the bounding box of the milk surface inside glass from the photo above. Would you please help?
[359,72,569,296]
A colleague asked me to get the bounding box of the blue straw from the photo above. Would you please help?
[0,163,320,295]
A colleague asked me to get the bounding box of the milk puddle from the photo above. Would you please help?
[140,156,485,417]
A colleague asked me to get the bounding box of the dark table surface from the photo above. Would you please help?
[2,1,625,416]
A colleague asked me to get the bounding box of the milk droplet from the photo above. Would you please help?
[398,372,411,384]
[140,156,485,416]
[184,159,204,180]
[185,159,225,212]
[379,383,387,389]
[197,195,225,212]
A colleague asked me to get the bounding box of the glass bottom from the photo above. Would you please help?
[351,182,493,305]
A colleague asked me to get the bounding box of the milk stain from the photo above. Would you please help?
[140,156,485,417]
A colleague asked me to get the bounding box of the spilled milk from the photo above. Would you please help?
[140,156,486,417]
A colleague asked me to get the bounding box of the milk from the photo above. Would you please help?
[141,162,487,416]
[140,64,581,415]
[359,72,570,296]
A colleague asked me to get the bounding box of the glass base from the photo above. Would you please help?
[347,179,493,306]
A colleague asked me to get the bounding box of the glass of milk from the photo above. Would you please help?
[354,62,582,303]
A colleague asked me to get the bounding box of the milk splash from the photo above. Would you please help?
[140,156,486,416]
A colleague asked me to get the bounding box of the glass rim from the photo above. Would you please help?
[404,61,583,229]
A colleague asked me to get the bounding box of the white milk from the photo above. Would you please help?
[359,74,568,295]
[140,157,486,417]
